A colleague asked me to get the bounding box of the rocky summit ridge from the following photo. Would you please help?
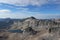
[0,17,60,40]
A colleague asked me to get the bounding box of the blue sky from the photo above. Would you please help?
[0,0,60,19]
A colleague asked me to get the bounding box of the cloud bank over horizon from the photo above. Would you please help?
[0,9,59,19]
[0,0,60,19]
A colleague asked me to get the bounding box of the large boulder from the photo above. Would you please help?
[24,27,37,35]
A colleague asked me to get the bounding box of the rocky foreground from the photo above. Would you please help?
[0,17,60,40]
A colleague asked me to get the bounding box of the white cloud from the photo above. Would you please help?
[0,9,11,13]
[0,0,48,6]
[48,0,60,4]
[0,0,60,6]
[34,14,60,19]
[0,9,59,19]
[0,12,32,19]
[0,10,60,19]
[0,9,32,18]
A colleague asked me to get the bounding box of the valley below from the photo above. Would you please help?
[0,17,60,40]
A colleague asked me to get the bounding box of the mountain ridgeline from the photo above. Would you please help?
[0,17,60,40]
[0,17,59,30]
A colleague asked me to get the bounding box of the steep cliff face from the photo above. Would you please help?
[0,17,60,40]
[10,17,58,31]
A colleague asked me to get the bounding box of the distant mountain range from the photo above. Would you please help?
[0,17,59,30]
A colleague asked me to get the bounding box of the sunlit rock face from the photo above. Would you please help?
[0,17,60,40]
[10,17,58,30]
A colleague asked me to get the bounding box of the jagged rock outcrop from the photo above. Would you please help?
[0,17,60,40]
[24,27,38,35]
[9,17,59,31]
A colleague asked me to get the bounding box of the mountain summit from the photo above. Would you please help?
[28,16,36,19]
[25,16,36,20]
[0,17,60,40]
